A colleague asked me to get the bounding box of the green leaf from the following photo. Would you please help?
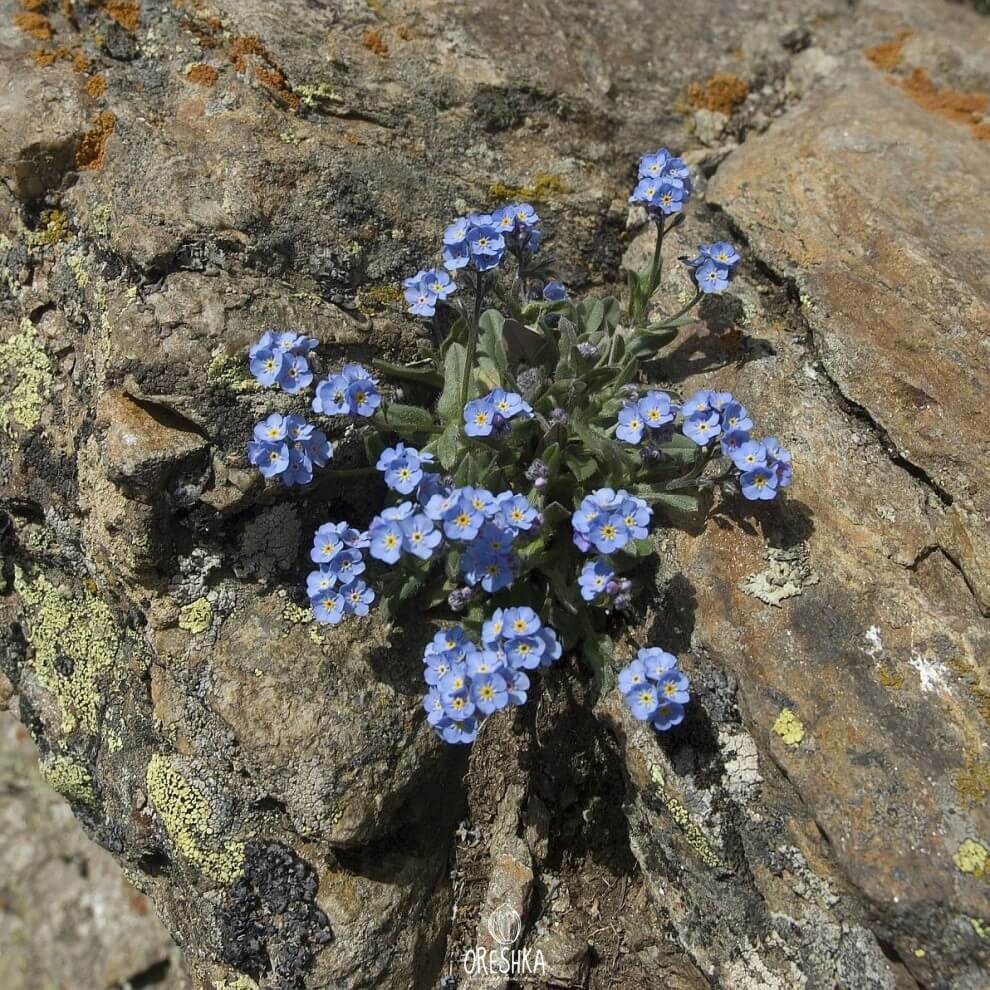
[601,296,621,332]
[565,451,597,483]
[580,298,606,335]
[437,343,468,425]
[445,548,461,582]
[364,431,385,465]
[379,403,438,432]
[626,326,678,361]
[556,316,580,379]
[579,624,614,693]
[435,422,461,470]
[503,318,545,364]
[622,537,655,558]
[630,486,700,513]
[542,501,570,526]
[478,309,508,384]
[649,313,698,329]
[371,359,443,389]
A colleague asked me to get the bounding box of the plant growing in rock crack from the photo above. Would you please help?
[242,148,792,744]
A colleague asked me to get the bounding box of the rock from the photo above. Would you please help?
[2,0,990,988]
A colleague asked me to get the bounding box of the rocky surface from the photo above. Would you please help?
[1,0,989,988]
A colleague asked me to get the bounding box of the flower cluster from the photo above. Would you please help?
[246,413,333,487]
[313,363,381,418]
[630,148,693,216]
[680,390,792,500]
[249,331,317,393]
[571,488,652,554]
[366,473,540,594]
[307,524,375,625]
[463,389,534,437]
[422,609,562,744]
[616,390,676,444]
[618,647,690,731]
[683,241,741,295]
[405,204,542,316]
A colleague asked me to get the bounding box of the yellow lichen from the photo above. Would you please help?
[877,666,904,689]
[296,81,343,109]
[206,352,258,392]
[650,764,723,870]
[28,208,70,246]
[488,172,569,203]
[953,839,988,878]
[0,318,54,433]
[14,567,121,735]
[772,708,805,746]
[146,753,244,885]
[41,756,96,804]
[972,917,989,939]
[66,251,90,287]
[178,597,214,634]
[952,751,990,806]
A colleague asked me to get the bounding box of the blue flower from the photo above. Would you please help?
[536,627,562,667]
[443,217,471,245]
[505,669,530,706]
[763,437,792,486]
[503,634,544,670]
[368,516,403,564]
[721,402,752,434]
[254,414,288,443]
[300,429,333,467]
[463,396,495,437]
[324,521,370,549]
[543,280,567,302]
[313,374,350,416]
[471,672,509,714]
[442,240,471,271]
[311,524,345,563]
[377,443,433,494]
[443,493,486,541]
[638,149,671,178]
[681,390,713,417]
[277,354,313,394]
[423,268,456,299]
[467,224,505,271]
[488,389,533,422]
[730,440,767,472]
[312,590,345,625]
[495,493,539,533]
[683,410,721,446]
[346,376,380,417]
[638,391,674,429]
[492,206,518,235]
[639,647,677,681]
[511,203,540,228]
[587,513,629,554]
[630,177,686,215]
[503,606,540,638]
[439,716,479,744]
[424,489,458,522]
[477,521,515,556]
[617,403,645,444]
[404,281,437,318]
[651,701,685,731]
[693,259,731,294]
[313,364,379,417]
[460,544,515,592]
[466,648,506,677]
[686,242,740,272]
[617,659,648,694]
[282,447,314,487]
[423,688,447,726]
[579,558,614,601]
[382,501,415,522]
[720,428,750,458]
[328,548,365,584]
[306,566,336,598]
[740,465,779,500]
[400,513,442,559]
[249,348,283,387]
[341,579,375,617]
[656,670,690,704]
[617,493,652,539]
[284,414,313,442]
[627,683,660,721]
[482,608,506,645]
[247,440,290,479]
[439,672,475,722]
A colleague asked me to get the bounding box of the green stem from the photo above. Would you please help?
[461,274,486,409]
[645,216,666,302]
[655,289,703,327]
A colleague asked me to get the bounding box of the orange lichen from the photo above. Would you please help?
[688,73,748,115]
[84,72,106,97]
[31,44,89,70]
[897,67,990,141]
[101,1,139,31]
[185,63,218,86]
[74,110,116,170]
[14,11,53,39]
[362,28,389,58]
[229,35,298,109]
[864,30,913,71]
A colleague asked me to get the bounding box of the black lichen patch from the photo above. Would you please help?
[217,841,333,989]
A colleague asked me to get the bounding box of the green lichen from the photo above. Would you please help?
[146,753,244,885]
[66,251,90,287]
[0,318,54,433]
[218,977,260,990]
[90,203,112,237]
[41,756,96,805]
[972,917,989,939]
[650,764,723,870]
[178,597,214,634]
[27,208,71,247]
[772,708,805,746]
[953,839,988,879]
[15,567,122,736]
[297,81,343,109]
[489,172,569,203]
[206,352,258,392]
[282,601,324,645]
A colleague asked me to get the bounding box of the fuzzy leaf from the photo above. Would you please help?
[371,359,443,389]
[437,343,468,425]
[503,319,545,364]
[435,422,461,470]
[380,403,438,432]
